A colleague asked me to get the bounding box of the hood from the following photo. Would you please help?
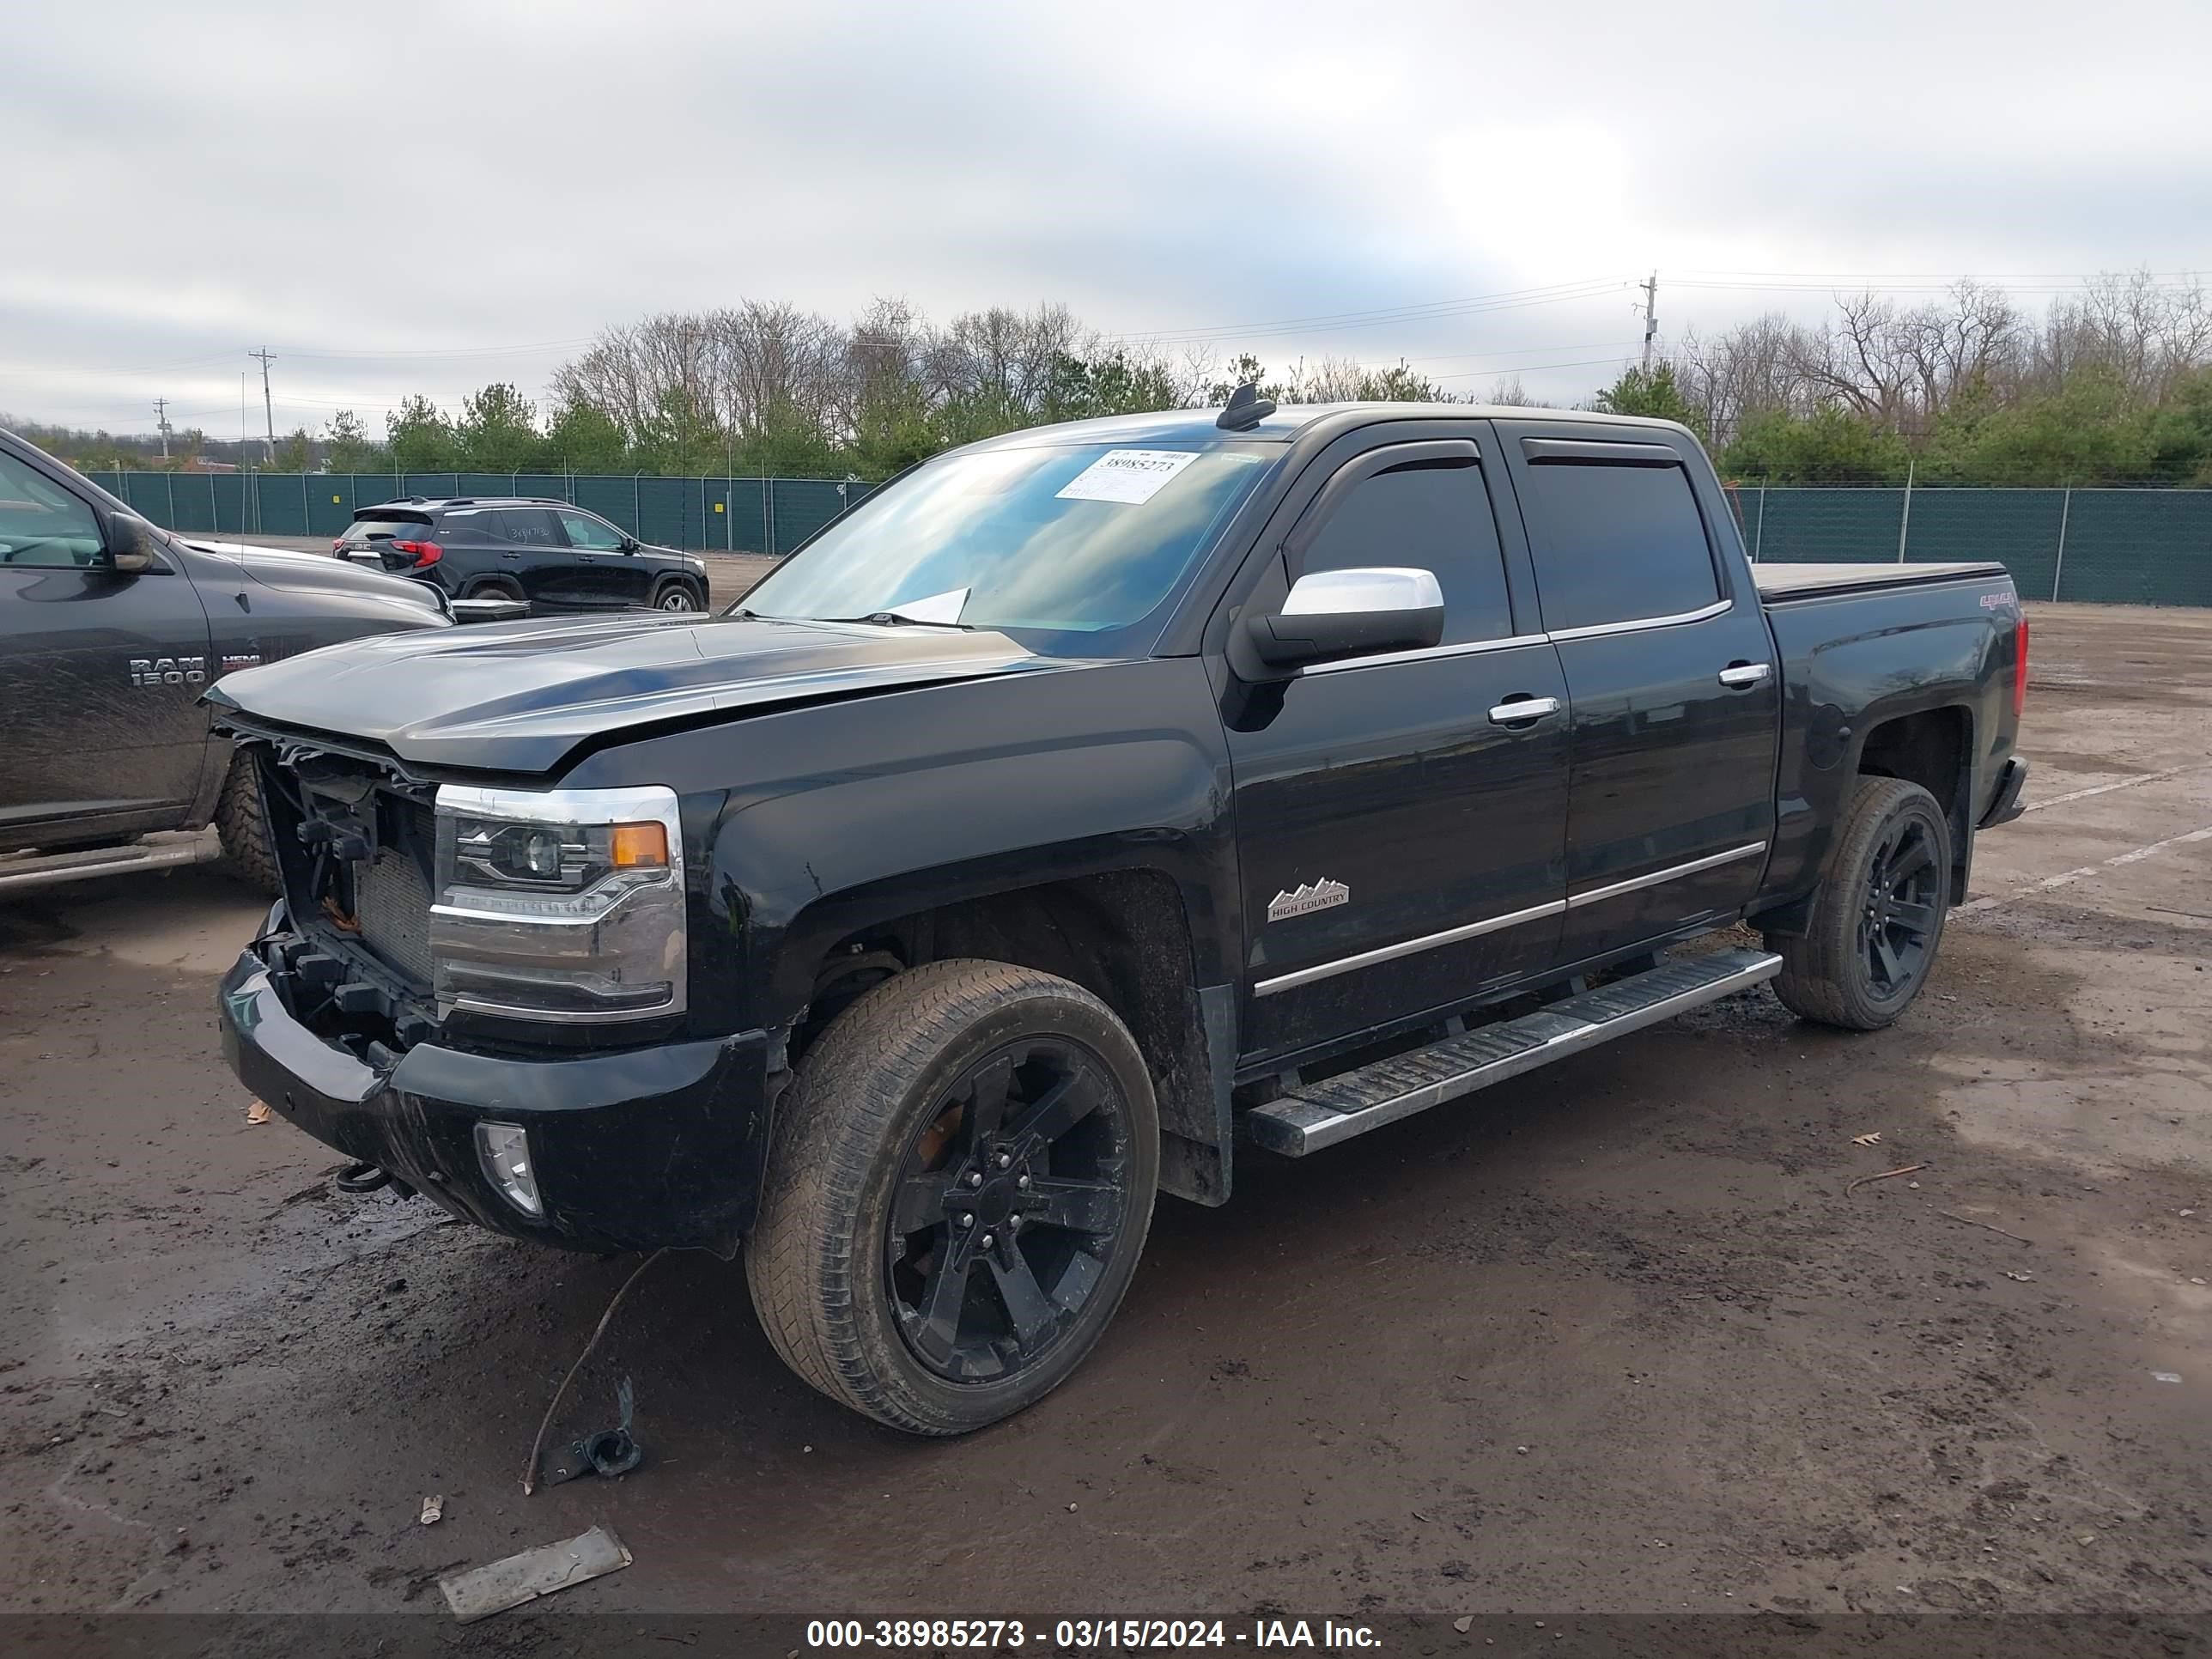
[204,611,1043,774]
[183,538,450,614]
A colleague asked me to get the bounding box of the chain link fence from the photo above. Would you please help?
[1723,484,2212,606]
[82,470,876,559]
[85,470,2212,605]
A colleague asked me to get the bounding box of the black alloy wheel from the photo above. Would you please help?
[745,959,1160,1433]
[1768,774,1953,1030]
[884,1037,1135,1382]
[1859,811,1942,998]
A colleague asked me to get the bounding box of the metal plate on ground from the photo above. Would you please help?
[438,1523,632,1623]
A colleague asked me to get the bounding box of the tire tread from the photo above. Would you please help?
[745,958,1155,1434]
[214,753,280,895]
[1767,775,1950,1030]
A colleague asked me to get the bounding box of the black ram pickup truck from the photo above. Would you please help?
[0,428,465,896]
[208,395,2029,1434]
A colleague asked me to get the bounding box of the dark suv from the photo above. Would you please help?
[335,498,709,613]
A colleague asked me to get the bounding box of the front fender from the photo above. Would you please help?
[557,656,1240,1038]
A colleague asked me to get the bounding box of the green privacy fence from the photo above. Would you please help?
[80,470,875,558]
[81,471,2212,605]
[1722,484,2212,607]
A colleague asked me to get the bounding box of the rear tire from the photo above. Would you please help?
[746,959,1158,1435]
[1766,775,1952,1030]
[465,576,525,603]
[215,753,279,896]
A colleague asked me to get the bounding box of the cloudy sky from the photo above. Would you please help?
[6,0,2207,437]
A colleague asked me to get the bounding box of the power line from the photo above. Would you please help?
[1112,276,1626,343]
[1117,282,1630,349]
[1433,353,1636,383]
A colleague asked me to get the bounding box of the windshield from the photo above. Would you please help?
[738,441,1275,655]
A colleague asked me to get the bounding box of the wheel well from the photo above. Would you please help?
[798,870,1227,1203]
[1856,707,1972,900]
[464,574,523,599]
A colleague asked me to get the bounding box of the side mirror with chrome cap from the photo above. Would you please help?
[102,512,164,574]
[1242,566,1445,675]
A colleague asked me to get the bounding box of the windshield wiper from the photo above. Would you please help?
[817,611,975,629]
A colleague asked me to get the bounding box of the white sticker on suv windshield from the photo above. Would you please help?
[1054,448,1200,505]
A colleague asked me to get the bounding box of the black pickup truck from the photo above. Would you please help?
[207,395,2029,1434]
[0,428,469,896]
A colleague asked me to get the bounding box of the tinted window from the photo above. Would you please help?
[436,507,501,541]
[500,508,562,547]
[1519,460,1719,631]
[345,515,431,542]
[557,510,625,550]
[1297,459,1514,645]
[0,451,103,567]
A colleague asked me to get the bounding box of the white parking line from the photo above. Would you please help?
[1957,825,2212,915]
[2022,764,2206,812]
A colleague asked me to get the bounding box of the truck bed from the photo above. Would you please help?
[1753,561,2008,604]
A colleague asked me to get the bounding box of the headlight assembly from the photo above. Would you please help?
[429,784,685,1023]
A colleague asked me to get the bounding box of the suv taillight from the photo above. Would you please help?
[2012,617,2029,719]
[393,539,442,568]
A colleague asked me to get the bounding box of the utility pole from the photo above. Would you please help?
[248,348,277,463]
[1639,271,1658,371]
[154,397,172,463]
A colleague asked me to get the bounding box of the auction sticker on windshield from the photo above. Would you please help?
[1055,448,1201,505]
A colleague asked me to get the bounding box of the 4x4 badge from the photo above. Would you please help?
[1267,878,1349,922]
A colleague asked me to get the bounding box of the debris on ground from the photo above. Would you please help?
[522,1251,666,1496]
[1845,1163,1927,1195]
[244,1098,271,1125]
[2005,1271,2035,1282]
[1936,1209,2033,1244]
[2152,1371,2183,1384]
[439,1524,632,1623]
[1850,1132,1883,1146]
[420,1494,443,1526]
[1455,1616,1473,1633]
[544,1378,643,1486]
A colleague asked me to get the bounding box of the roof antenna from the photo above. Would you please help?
[1216,381,1276,432]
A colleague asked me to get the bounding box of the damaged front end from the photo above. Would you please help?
[249,738,447,1061]
[215,724,772,1255]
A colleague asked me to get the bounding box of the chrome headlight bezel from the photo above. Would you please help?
[429,783,686,1024]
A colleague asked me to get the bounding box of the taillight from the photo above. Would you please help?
[392,539,442,568]
[2012,617,2029,719]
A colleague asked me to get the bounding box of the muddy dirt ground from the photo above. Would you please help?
[2,603,2207,1628]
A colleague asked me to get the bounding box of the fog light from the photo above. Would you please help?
[475,1121,543,1218]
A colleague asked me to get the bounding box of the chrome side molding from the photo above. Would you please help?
[1254,841,1770,997]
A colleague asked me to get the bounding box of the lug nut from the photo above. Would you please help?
[958,1212,975,1228]
[966,1171,983,1188]
[996,1152,1012,1169]
[1007,1216,1022,1232]
[1017,1174,1031,1189]
[979,1233,994,1249]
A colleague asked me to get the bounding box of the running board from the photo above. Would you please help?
[0,829,223,895]
[1243,947,1783,1157]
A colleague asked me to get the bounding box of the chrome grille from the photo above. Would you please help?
[354,845,434,987]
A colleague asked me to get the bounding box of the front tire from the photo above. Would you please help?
[1766,775,1952,1030]
[653,581,699,612]
[215,752,279,895]
[746,960,1159,1435]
